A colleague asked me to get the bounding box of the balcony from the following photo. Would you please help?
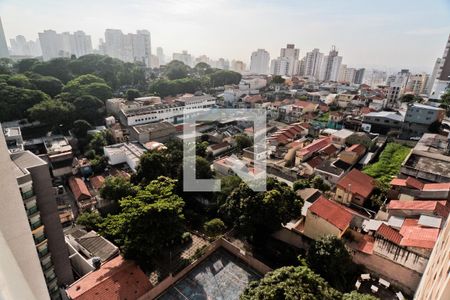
[30,219,42,230]
[21,189,34,200]
[41,260,53,271]
[27,205,39,216]
[34,234,47,245]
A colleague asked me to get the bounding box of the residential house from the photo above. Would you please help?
[129,121,176,144]
[390,177,450,200]
[65,256,152,300]
[314,159,352,185]
[335,169,376,206]
[338,144,366,165]
[401,103,445,139]
[295,137,331,164]
[386,200,449,219]
[362,111,404,134]
[103,142,147,172]
[68,177,95,211]
[207,142,232,157]
[303,196,353,240]
[330,129,354,147]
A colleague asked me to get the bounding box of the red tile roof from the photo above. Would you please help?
[387,200,447,212]
[69,177,92,202]
[305,156,324,169]
[345,144,366,157]
[308,196,353,231]
[336,169,376,199]
[297,137,331,157]
[90,175,105,191]
[390,177,424,190]
[422,182,450,191]
[66,256,152,300]
[399,219,439,249]
[376,223,403,245]
[320,144,339,156]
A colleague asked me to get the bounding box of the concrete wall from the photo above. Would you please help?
[351,250,421,296]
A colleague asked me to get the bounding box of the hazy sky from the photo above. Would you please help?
[1,0,450,72]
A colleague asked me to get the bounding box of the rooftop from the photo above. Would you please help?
[364,111,405,122]
[132,121,176,134]
[68,177,92,201]
[75,230,119,262]
[336,169,376,198]
[66,256,152,300]
[158,248,261,300]
[308,196,353,231]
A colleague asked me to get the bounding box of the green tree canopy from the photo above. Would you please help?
[307,235,358,292]
[203,218,226,237]
[14,58,39,73]
[100,176,137,203]
[73,95,104,124]
[235,134,253,151]
[240,265,342,300]
[272,75,285,84]
[31,57,73,83]
[126,88,141,100]
[72,120,92,138]
[29,75,64,97]
[209,70,241,87]
[219,179,301,240]
[100,177,185,263]
[27,99,74,128]
[77,211,103,231]
[163,60,190,80]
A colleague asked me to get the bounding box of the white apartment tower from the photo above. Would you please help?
[39,30,93,60]
[320,46,342,82]
[104,29,152,66]
[304,48,323,79]
[250,49,270,74]
[0,16,9,58]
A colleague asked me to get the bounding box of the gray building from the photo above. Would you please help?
[129,121,176,144]
[362,111,404,135]
[402,103,445,138]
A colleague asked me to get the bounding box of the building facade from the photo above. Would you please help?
[250,49,270,74]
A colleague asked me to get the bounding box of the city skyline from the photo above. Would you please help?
[0,0,450,72]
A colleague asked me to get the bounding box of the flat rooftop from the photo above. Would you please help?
[158,248,261,300]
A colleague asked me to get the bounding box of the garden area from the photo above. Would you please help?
[363,142,411,190]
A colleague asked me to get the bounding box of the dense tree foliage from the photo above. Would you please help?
[307,236,359,292]
[209,69,242,86]
[219,179,301,240]
[400,94,423,103]
[100,176,137,203]
[235,134,253,151]
[77,211,103,231]
[163,60,191,80]
[29,74,64,97]
[31,58,73,83]
[240,265,342,300]
[126,88,141,100]
[72,120,92,138]
[100,177,185,263]
[203,218,226,236]
[272,75,285,84]
[27,99,75,128]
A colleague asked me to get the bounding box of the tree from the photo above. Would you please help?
[90,155,108,174]
[400,94,423,103]
[215,175,241,204]
[100,177,185,263]
[62,74,111,100]
[441,90,450,106]
[126,89,141,100]
[311,176,330,192]
[87,131,108,155]
[72,120,92,138]
[15,58,39,73]
[163,60,190,80]
[27,99,75,128]
[240,265,342,300]
[77,211,103,231]
[196,156,213,179]
[0,83,50,121]
[134,151,169,184]
[235,134,252,151]
[196,141,209,157]
[30,75,64,97]
[219,179,301,240]
[7,74,33,89]
[209,70,241,87]
[81,82,112,101]
[100,176,137,203]
[73,95,104,124]
[307,235,358,292]
[272,75,285,84]
[203,218,226,236]
[193,62,213,76]
[293,179,311,191]
[346,133,372,149]
[31,57,73,83]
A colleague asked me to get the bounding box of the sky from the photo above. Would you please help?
[1,0,450,72]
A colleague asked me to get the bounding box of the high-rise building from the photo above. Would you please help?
[405,73,429,95]
[10,35,42,57]
[320,46,342,81]
[429,34,450,100]
[1,126,74,299]
[304,48,323,79]
[104,29,151,66]
[414,219,450,300]
[354,68,365,84]
[231,60,246,73]
[270,57,290,76]
[250,49,270,74]
[0,16,9,58]
[270,44,300,76]
[173,50,193,67]
[156,47,165,65]
[39,30,93,61]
